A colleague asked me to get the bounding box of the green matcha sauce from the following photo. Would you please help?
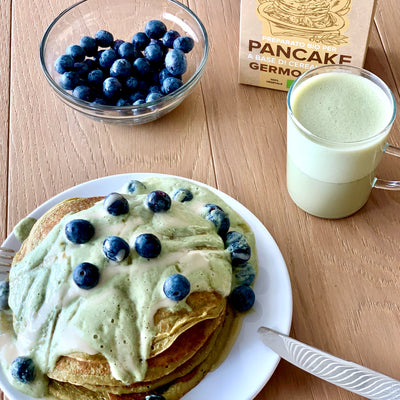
[13,217,37,242]
[0,177,257,398]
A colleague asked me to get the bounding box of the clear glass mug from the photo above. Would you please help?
[286,65,398,219]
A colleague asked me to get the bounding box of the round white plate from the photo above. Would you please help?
[0,173,293,400]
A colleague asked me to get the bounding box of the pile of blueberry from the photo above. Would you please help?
[200,204,256,312]
[54,20,195,106]
[224,230,256,312]
[65,190,191,303]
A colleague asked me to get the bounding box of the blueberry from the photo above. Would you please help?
[66,44,86,62]
[54,54,74,74]
[65,219,95,244]
[99,49,118,69]
[103,236,130,262]
[79,36,98,56]
[224,231,251,266]
[88,69,104,87]
[224,230,242,244]
[59,71,80,90]
[112,39,125,52]
[201,203,223,216]
[94,49,105,62]
[133,58,151,77]
[110,59,132,79]
[161,76,183,94]
[135,233,161,258]
[0,281,10,310]
[116,98,130,106]
[104,192,129,215]
[132,32,150,50]
[125,76,138,92]
[172,188,193,202]
[133,99,145,105]
[163,274,190,301]
[149,39,167,54]
[73,262,100,289]
[233,262,256,286]
[103,77,122,99]
[146,190,171,212]
[144,44,164,64]
[144,20,167,39]
[136,80,149,93]
[162,30,180,48]
[145,395,166,400]
[146,92,163,103]
[92,97,108,105]
[95,30,114,48]
[83,58,97,71]
[229,285,255,312]
[118,42,141,61]
[165,49,187,76]
[74,61,90,78]
[72,85,93,101]
[129,92,146,104]
[159,68,181,83]
[203,206,230,238]
[147,85,161,94]
[127,179,146,194]
[147,70,160,86]
[10,357,35,383]
[173,36,195,53]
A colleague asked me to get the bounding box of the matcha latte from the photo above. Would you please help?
[287,66,396,219]
[0,176,257,400]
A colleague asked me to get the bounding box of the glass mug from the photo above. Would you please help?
[286,64,398,219]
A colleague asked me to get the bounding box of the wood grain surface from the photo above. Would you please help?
[1,0,400,399]
[0,0,11,245]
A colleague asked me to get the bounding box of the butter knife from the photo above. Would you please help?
[258,327,400,399]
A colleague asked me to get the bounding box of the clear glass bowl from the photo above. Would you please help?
[40,0,208,125]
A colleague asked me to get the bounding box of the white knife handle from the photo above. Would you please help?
[258,327,400,400]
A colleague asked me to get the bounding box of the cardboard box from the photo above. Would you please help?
[239,0,376,91]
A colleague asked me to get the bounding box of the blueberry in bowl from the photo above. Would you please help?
[40,0,208,125]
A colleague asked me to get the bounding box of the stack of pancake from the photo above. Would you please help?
[7,177,256,400]
[47,291,231,400]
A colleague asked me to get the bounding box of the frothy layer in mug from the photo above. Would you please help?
[291,72,393,143]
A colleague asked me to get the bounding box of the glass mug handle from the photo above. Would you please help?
[373,143,400,190]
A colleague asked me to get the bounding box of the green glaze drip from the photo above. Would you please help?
[13,217,37,242]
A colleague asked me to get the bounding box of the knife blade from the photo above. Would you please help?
[258,326,400,399]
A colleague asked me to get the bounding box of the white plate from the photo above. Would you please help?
[0,173,293,400]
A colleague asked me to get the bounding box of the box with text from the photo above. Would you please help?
[239,0,376,91]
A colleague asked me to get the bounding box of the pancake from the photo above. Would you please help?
[48,295,226,387]
[3,176,257,399]
[14,197,104,264]
[47,305,237,400]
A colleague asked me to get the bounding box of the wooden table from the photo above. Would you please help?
[1,0,399,399]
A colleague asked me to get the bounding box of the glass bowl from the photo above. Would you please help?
[40,0,208,125]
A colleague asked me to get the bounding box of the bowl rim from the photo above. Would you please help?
[39,0,209,112]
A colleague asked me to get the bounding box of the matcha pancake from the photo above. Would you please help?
[2,176,257,399]
[48,295,226,387]
[13,197,104,264]
[47,306,236,400]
